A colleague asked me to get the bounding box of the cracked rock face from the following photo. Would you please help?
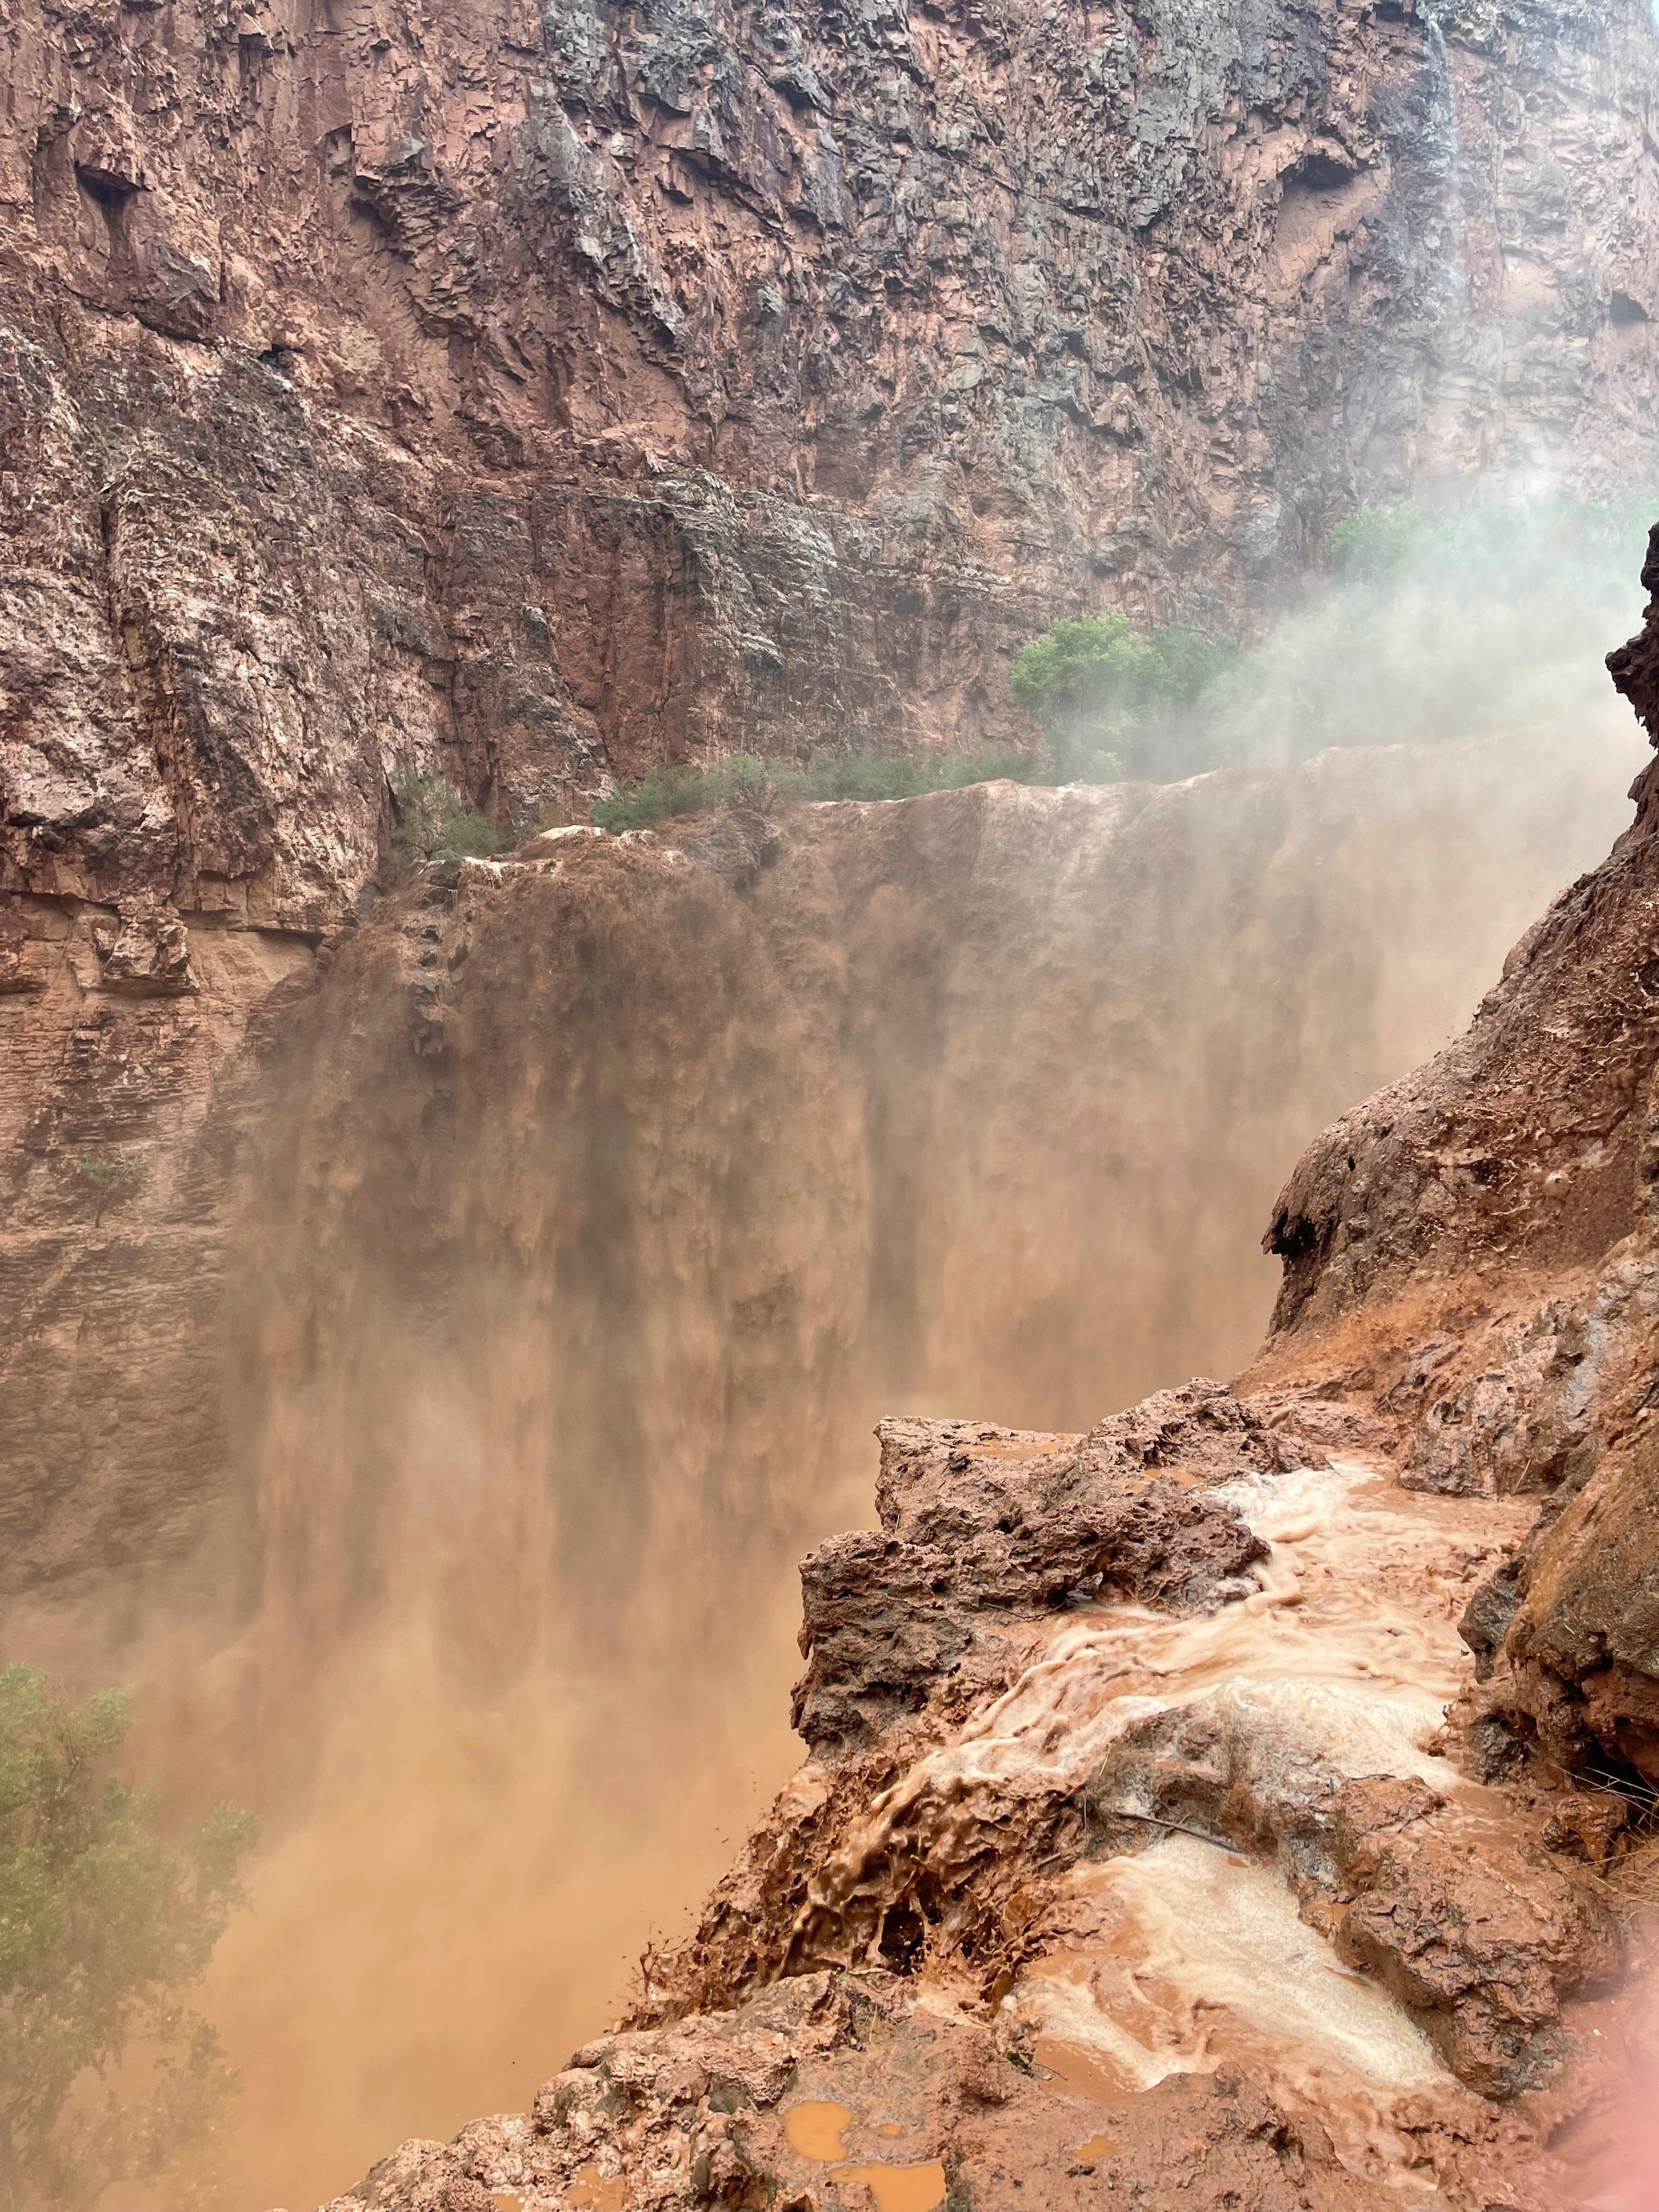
[4,0,1659,928]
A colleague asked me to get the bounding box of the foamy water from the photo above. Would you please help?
[802,1459,1532,2182]
[1009,1832,1454,2185]
[812,1462,1525,1899]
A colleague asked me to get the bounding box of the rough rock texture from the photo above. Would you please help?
[1243,538,1659,1794]
[1084,1728,1620,2098]
[630,1469,1618,2106]
[0,901,315,1588]
[4,0,1659,936]
[792,1389,1277,1756]
[317,1419,1638,2211]
[323,1971,1402,2212]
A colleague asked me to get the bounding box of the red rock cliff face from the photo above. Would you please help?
[3,0,1659,927]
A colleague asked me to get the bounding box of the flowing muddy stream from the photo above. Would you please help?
[24,737,1643,2210]
[806,1461,1539,2193]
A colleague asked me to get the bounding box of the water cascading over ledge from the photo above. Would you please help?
[297,541,1659,2212]
[183,730,1647,2197]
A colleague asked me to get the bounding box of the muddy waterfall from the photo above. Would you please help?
[8,0,1659,2207]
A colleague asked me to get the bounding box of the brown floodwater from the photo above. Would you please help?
[30,725,1643,2208]
[831,2160,949,2211]
[783,2101,856,2160]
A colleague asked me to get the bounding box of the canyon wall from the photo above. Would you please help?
[7,0,1658,1629]
[3,0,1659,932]
[1247,537,1659,1798]
[7,0,1659,2197]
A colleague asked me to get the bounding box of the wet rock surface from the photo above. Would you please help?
[1251,539,1659,1797]
[793,1388,1277,1756]
[8,0,1659,2167]
[318,1438,1648,2212]
[325,1968,1406,2212]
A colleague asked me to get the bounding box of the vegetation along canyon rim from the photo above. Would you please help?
[8,0,1659,2205]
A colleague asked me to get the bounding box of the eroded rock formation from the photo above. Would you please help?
[791,1389,1281,1756]
[306,539,1659,2212]
[332,1971,1404,2212]
[1248,548,1659,1799]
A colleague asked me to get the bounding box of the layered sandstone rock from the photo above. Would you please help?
[3,0,1659,930]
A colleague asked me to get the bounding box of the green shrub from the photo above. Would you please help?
[385,768,507,882]
[67,1153,147,1220]
[590,744,1046,831]
[0,1664,256,2211]
[1325,501,1434,579]
[1009,614,1238,781]
[1005,489,1659,786]
[1009,613,1152,724]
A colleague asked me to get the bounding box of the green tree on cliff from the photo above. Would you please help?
[1008,613,1237,781]
[0,1663,255,2212]
[384,766,508,882]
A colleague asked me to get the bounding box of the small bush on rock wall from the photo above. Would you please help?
[1009,614,1238,781]
[569,492,1659,831]
[1009,489,1659,786]
[385,768,507,882]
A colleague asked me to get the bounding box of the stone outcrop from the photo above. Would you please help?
[792,1389,1278,1756]
[1249,536,1659,1798]
[314,1407,1640,2210]
[325,1971,1402,2212]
